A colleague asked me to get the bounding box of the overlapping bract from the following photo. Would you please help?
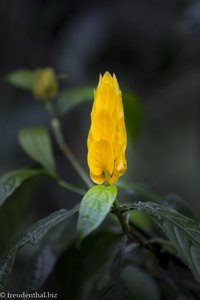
[87,72,127,184]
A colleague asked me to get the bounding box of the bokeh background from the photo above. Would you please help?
[0,0,200,297]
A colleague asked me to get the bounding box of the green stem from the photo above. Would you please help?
[113,200,148,245]
[57,179,86,196]
[113,199,129,234]
[45,101,92,189]
[51,117,92,189]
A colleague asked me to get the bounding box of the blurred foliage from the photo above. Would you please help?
[122,92,142,139]
[18,127,57,176]
[56,87,93,116]
[6,70,36,91]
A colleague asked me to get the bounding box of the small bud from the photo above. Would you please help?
[33,67,58,101]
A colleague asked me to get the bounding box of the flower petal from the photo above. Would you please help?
[91,109,115,142]
[87,139,114,178]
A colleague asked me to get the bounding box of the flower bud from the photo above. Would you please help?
[87,72,127,184]
[33,68,58,101]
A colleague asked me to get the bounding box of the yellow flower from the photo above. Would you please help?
[87,71,127,185]
[33,67,58,101]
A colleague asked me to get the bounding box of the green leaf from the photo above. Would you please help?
[127,210,153,234]
[77,185,117,244]
[18,126,56,176]
[20,210,77,292]
[23,245,57,292]
[122,201,200,283]
[123,92,142,138]
[0,205,78,291]
[56,87,93,116]
[6,69,36,91]
[0,168,45,207]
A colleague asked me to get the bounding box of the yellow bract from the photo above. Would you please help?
[33,67,58,101]
[87,72,127,184]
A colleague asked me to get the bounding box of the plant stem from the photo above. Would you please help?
[51,117,92,189]
[113,199,130,234]
[113,200,149,245]
[57,179,86,196]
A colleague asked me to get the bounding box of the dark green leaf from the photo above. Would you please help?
[6,69,36,91]
[0,168,45,207]
[77,185,117,244]
[20,214,77,293]
[0,205,78,291]
[23,245,56,292]
[18,126,56,176]
[121,201,200,283]
[56,87,93,116]
[123,92,142,138]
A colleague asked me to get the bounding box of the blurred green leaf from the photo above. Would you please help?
[121,201,200,283]
[18,126,56,176]
[90,236,130,300]
[6,69,36,91]
[122,265,160,300]
[127,210,153,234]
[0,205,78,291]
[122,92,142,138]
[56,87,93,116]
[145,237,176,255]
[77,185,117,244]
[0,168,45,207]
[56,231,120,300]
[117,181,194,218]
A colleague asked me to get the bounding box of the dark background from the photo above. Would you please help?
[0,0,200,297]
[0,0,199,212]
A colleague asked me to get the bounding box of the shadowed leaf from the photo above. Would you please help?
[121,201,200,283]
[0,168,45,207]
